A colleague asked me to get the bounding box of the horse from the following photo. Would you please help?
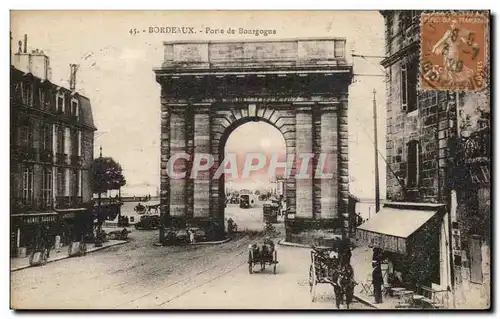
[145,204,160,214]
[332,264,357,309]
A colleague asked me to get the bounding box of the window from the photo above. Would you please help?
[71,100,79,118]
[22,165,34,205]
[407,140,420,188]
[71,129,79,158]
[401,65,408,108]
[19,121,33,148]
[57,126,65,155]
[14,82,23,101]
[72,169,79,200]
[41,167,53,208]
[22,83,34,106]
[38,88,46,109]
[57,94,64,113]
[57,167,65,196]
[64,127,71,156]
[402,62,418,112]
[334,40,345,58]
[41,124,52,151]
[78,131,82,157]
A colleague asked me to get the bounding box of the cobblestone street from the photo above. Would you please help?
[11,204,369,310]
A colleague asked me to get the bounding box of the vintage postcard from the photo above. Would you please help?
[9,10,491,310]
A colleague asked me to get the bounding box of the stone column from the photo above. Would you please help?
[169,106,187,218]
[209,114,221,222]
[185,106,194,219]
[159,94,171,243]
[193,107,211,218]
[295,106,314,219]
[338,96,350,235]
[320,104,338,219]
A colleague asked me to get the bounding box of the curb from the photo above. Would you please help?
[10,240,128,272]
[192,237,231,245]
[278,240,332,250]
[154,237,231,247]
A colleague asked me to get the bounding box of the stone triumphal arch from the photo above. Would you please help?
[154,39,353,243]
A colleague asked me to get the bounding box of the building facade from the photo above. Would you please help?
[154,39,353,244]
[10,37,97,256]
[380,10,490,309]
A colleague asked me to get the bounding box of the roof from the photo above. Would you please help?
[11,65,97,131]
[77,94,97,130]
[357,207,438,238]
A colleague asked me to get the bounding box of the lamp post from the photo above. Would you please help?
[94,146,104,246]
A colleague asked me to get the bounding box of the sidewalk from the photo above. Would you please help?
[351,245,411,309]
[279,240,402,309]
[11,239,128,272]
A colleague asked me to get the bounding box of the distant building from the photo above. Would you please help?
[356,11,490,309]
[10,35,97,256]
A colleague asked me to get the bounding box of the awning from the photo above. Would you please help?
[356,204,441,255]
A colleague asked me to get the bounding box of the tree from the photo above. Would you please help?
[91,157,126,234]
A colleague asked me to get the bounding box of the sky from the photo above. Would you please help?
[11,11,387,199]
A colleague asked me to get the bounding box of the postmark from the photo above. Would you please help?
[420,12,489,91]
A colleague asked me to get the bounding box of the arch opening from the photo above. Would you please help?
[219,118,287,232]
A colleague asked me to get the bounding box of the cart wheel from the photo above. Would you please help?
[248,263,253,274]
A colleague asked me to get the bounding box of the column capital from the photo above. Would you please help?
[319,103,339,113]
[170,104,188,113]
[194,106,211,113]
[295,106,314,113]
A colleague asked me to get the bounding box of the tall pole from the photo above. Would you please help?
[373,89,380,213]
[97,146,102,238]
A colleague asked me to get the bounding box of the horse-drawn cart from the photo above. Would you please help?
[308,245,357,308]
[248,240,278,274]
[309,246,339,302]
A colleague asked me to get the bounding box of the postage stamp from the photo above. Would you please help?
[420,12,489,91]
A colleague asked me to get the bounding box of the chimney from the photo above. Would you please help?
[23,34,27,53]
[69,64,79,92]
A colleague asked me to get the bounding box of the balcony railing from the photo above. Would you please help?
[11,197,54,213]
[40,149,53,163]
[93,197,123,206]
[56,153,68,165]
[71,155,83,166]
[55,196,84,209]
[12,146,38,162]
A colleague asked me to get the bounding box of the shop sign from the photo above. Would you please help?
[24,215,57,225]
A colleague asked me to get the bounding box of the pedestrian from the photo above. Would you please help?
[372,262,384,304]
[372,247,383,264]
[55,234,61,253]
[40,223,51,258]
